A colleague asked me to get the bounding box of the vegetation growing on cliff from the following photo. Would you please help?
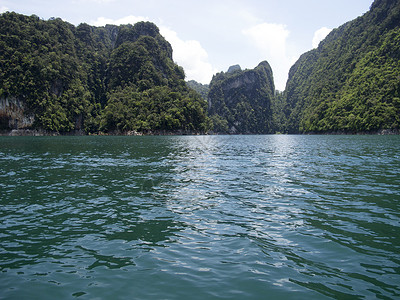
[186,80,209,101]
[0,12,208,133]
[207,62,275,134]
[1,0,399,135]
[283,0,400,133]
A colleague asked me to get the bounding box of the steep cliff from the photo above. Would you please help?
[208,61,275,134]
[0,12,208,134]
[0,96,34,130]
[283,0,400,133]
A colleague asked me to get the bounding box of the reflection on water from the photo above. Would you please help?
[0,135,399,299]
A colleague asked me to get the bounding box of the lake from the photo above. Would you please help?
[0,135,399,299]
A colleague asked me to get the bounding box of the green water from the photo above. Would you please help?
[0,135,399,299]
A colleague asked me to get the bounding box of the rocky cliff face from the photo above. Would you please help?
[227,64,241,73]
[0,96,34,130]
[0,13,207,134]
[208,61,275,134]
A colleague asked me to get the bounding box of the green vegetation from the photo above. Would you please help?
[0,12,208,134]
[283,0,400,133]
[208,62,275,134]
[186,80,209,101]
[1,0,399,135]
[101,86,208,133]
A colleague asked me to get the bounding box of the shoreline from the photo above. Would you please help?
[304,129,400,135]
[0,129,208,137]
[1,128,399,136]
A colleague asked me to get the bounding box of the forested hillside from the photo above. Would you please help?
[0,12,208,134]
[2,0,399,135]
[283,0,400,133]
[186,80,209,101]
[208,62,275,134]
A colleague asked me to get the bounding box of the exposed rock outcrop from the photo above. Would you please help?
[208,61,275,134]
[227,64,241,73]
[0,96,34,130]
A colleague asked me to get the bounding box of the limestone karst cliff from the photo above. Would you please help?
[282,0,400,133]
[0,13,208,134]
[208,61,275,134]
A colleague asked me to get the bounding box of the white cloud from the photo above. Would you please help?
[77,0,116,3]
[90,15,148,26]
[90,15,215,84]
[160,27,216,84]
[242,23,296,91]
[242,23,289,58]
[0,6,9,13]
[312,27,332,48]
[91,0,115,2]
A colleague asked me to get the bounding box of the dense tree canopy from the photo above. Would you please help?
[0,12,208,134]
[1,0,399,135]
[186,80,209,101]
[283,0,400,133]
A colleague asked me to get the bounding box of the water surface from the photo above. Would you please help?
[1,135,399,299]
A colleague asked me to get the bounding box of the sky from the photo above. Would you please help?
[0,0,373,90]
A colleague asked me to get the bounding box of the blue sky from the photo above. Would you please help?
[0,0,373,90]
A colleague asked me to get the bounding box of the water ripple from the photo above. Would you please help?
[0,135,399,299]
